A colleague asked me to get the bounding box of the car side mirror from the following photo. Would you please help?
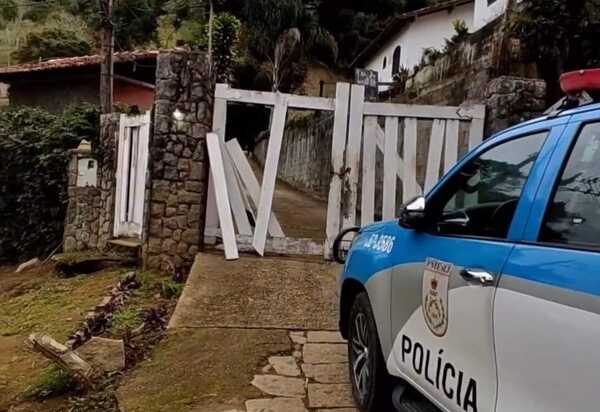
[399,196,427,230]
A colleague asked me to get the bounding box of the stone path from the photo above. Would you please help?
[240,330,357,412]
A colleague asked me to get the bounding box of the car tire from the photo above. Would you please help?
[348,291,392,412]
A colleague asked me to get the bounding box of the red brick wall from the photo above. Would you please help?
[114,79,155,110]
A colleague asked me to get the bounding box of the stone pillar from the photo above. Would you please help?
[485,76,547,134]
[143,50,212,271]
[63,145,101,252]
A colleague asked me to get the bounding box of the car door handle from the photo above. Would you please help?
[460,268,495,285]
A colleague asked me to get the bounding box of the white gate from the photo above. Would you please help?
[205,83,486,260]
[114,111,151,239]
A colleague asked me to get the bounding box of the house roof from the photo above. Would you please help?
[351,0,474,67]
[0,50,158,77]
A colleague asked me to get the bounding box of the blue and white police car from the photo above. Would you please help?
[337,71,600,412]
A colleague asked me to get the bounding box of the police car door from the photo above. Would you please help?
[495,118,600,412]
[390,128,556,412]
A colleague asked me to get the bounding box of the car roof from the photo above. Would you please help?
[489,102,600,140]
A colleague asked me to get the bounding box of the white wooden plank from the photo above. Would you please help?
[361,116,377,226]
[363,102,486,120]
[403,117,419,202]
[222,141,253,236]
[253,97,288,256]
[468,116,485,150]
[325,83,351,257]
[216,83,335,111]
[383,117,399,220]
[114,114,127,237]
[206,132,238,260]
[133,115,151,236]
[225,139,285,237]
[343,84,365,228]
[205,95,228,236]
[373,123,422,195]
[444,119,460,173]
[424,119,445,193]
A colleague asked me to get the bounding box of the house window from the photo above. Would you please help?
[383,57,387,69]
[392,46,401,75]
[487,0,497,5]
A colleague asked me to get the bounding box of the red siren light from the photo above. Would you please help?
[560,69,600,95]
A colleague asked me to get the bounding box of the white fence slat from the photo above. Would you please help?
[468,116,485,149]
[424,119,446,193]
[216,83,335,111]
[222,142,253,236]
[343,84,365,228]
[114,115,127,236]
[205,94,228,236]
[225,139,285,238]
[444,119,460,173]
[382,117,399,220]
[253,97,288,256]
[206,133,238,260]
[326,83,351,252]
[403,117,419,202]
[373,124,422,195]
[363,102,486,120]
[361,116,377,226]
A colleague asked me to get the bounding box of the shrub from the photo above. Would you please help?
[27,365,77,399]
[161,279,184,299]
[11,26,93,63]
[112,308,144,334]
[0,105,100,263]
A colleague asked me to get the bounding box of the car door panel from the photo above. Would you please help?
[388,235,513,412]
[495,116,600,412]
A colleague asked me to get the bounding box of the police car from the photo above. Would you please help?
[337,70,600,412]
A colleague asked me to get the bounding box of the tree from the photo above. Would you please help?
[12,26,93,63]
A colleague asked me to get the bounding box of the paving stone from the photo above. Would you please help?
[301,363,349,383]
[251,375,306,398]
[303,344,347,364]
[308,383,354,408]
[246,397,307,412]
[307,331,346,343]
[290,331,307,345]
[262,364,273,373]
[269,356,301,377]
[293,350,302,360]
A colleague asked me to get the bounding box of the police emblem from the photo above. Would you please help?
[422,258,452,337]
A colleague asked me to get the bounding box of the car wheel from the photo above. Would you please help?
[348,292,391,412]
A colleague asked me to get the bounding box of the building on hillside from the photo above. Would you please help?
[351,0,509,90]
[0,51,157,113]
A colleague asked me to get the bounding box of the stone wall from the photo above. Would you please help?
[63,151,101,252]
[142,51,212,271]
[389,17,547,135]
[63,115,118,253]
[254,114,334,200]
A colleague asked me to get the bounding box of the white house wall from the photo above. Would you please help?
[365,2,474,89]
[473,0,507,30]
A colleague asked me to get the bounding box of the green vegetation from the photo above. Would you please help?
[27,365,77,399]
[0,105,99,262]
[160,279,184,300]
[112,308,145,334]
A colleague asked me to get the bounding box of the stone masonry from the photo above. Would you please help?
[143,50,212,271]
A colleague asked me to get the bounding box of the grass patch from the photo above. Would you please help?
[160,280,183,300]
[26,365,77,399]
[112,308,144,335]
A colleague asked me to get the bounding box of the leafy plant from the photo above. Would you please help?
[11,26,92,63]
[112,308,144,334]
[452,19,469,41]
[160,279,184,299]
[27,365,76,399]
[0,105,100,263]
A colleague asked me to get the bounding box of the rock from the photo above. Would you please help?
[261,364,273,374]
[302,344,347,364]
[15,258,40,273]
[251,375,305,398]
[307,331,346,344]
[246,398,307,412]
[75,337,126,373]
[307,383,354,408]
[268,356,301,377]
[290,331,307,345]
[301,363,349,383]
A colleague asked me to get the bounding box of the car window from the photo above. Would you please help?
[429,132,548,239]
[540,122,600,248]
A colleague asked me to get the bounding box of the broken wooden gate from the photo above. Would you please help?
[205,83,486,260]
